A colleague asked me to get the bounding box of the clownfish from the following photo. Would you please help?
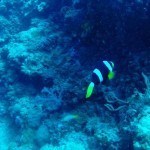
[86,61,115,99]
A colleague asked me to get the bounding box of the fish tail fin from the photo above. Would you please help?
[86,82,95,99]
[108,71,115,80]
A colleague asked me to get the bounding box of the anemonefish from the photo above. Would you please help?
[86,61,115,99]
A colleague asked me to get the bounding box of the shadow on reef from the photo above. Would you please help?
[16,70,54,92]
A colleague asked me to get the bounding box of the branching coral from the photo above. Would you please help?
[142,73,150,100]
[85,116,121,149]
[35,87,62,112]
[9,96,43,128]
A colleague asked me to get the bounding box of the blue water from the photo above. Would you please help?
[0,0,149,149]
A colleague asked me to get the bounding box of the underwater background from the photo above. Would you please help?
[0,0,150,149]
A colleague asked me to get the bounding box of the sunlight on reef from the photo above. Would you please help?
[0,117,15,150]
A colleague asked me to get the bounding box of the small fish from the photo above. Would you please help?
[86,60,115,99]
[62,114,79,122]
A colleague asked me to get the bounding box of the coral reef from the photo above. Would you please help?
[0,0,149,149]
